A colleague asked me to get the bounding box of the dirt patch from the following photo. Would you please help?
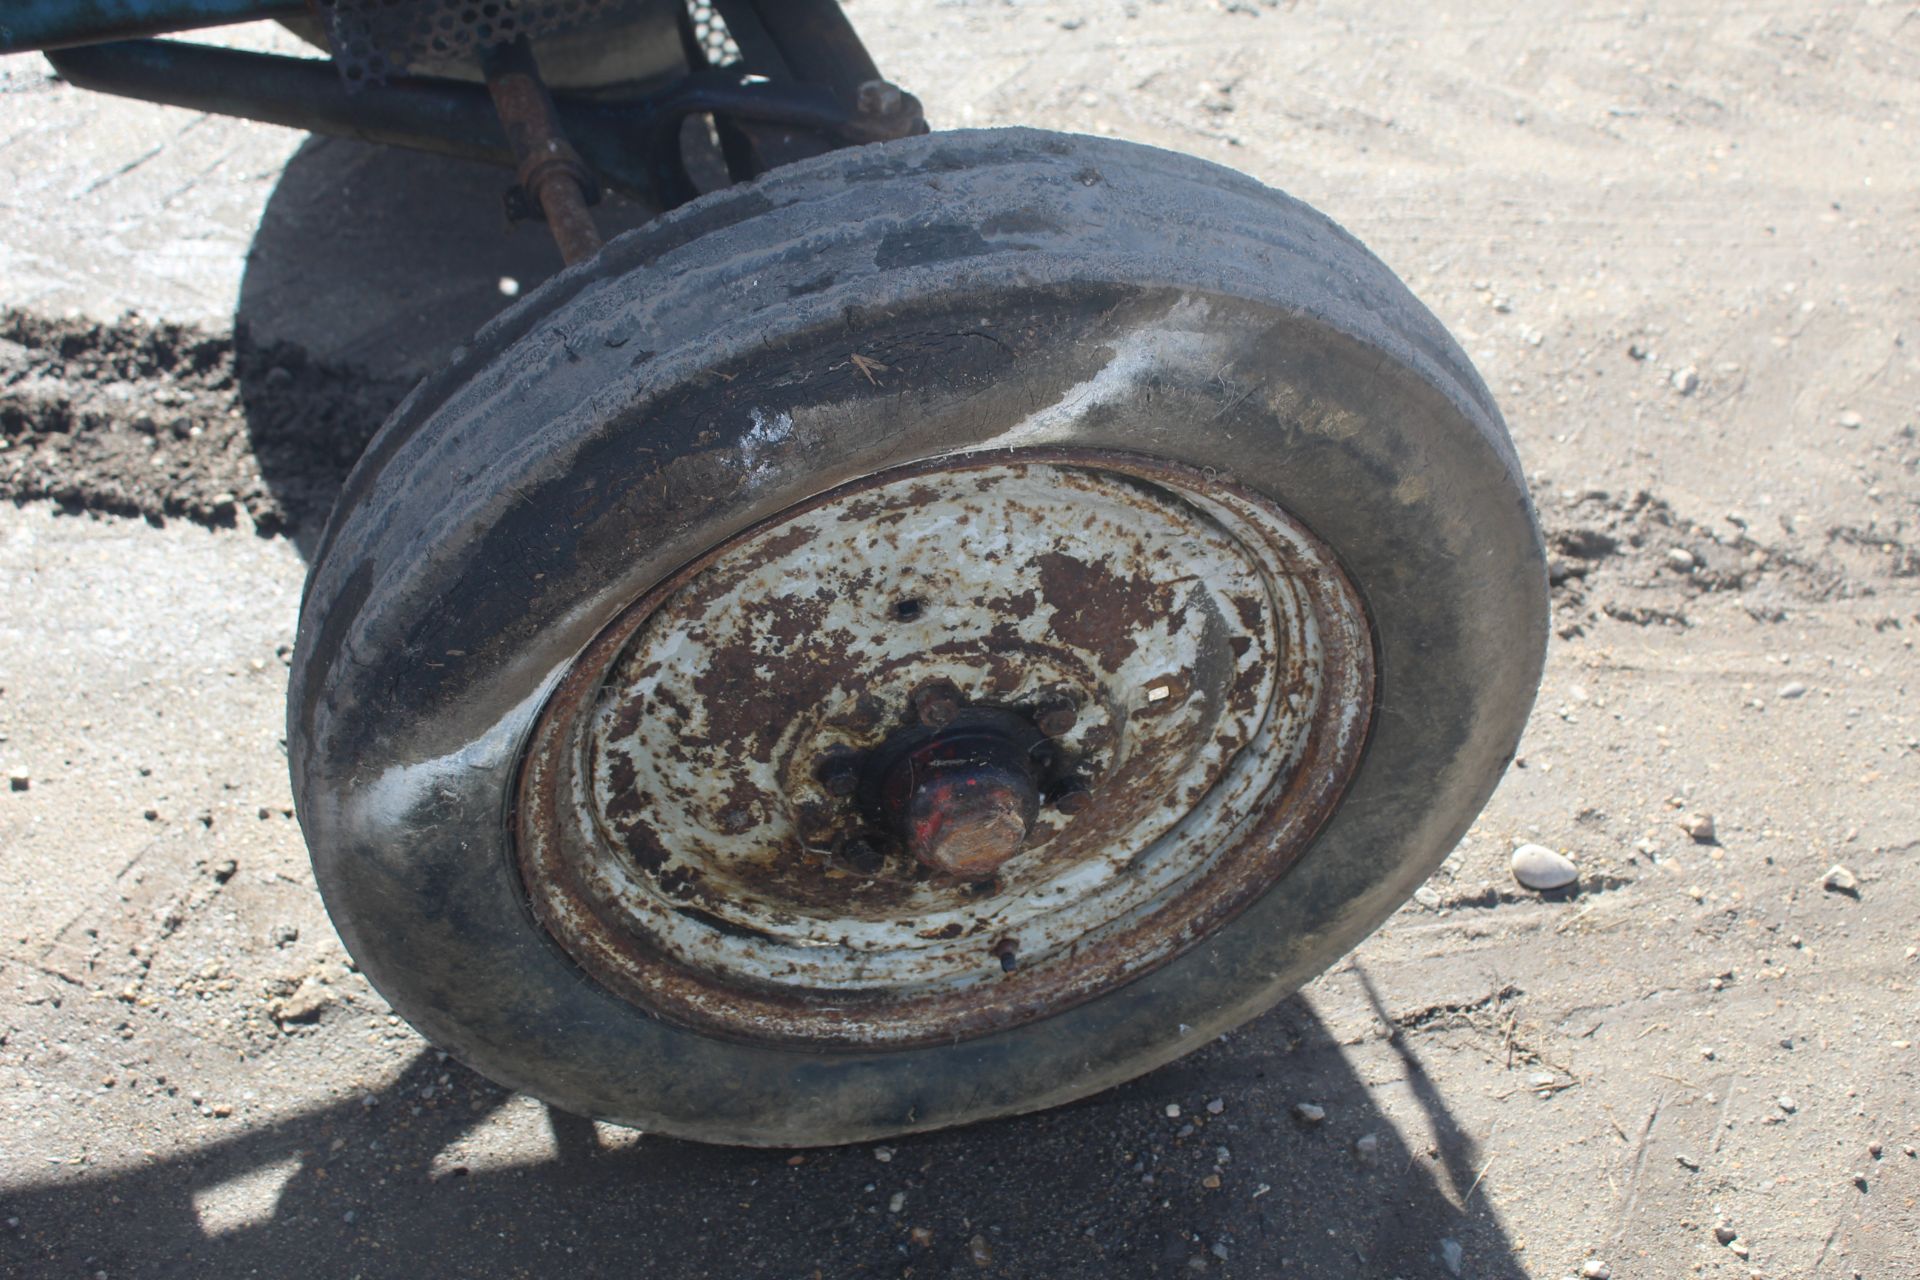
[0,310,409,539]
[1537,485,1873,638]
[1,304,1896,649]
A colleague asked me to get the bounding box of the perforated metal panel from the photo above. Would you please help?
[318,0,626,85]
[686,1,740,68]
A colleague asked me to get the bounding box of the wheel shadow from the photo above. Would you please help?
[231,134,658,557]
[1,993,1524,1279]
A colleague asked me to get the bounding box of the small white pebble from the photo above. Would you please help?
[1511,843,1578,891]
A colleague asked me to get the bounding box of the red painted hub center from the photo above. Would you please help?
[864,710,1050,879]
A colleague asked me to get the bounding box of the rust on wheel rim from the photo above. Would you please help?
[514,450,1374,1049]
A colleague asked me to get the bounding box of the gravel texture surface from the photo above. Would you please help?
[2,3,1916,1277]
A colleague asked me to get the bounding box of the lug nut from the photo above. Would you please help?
[815,753,861,798]
[990,938,1019,973]
[837,834,886,874]
[1050,778,1093,815]
[1035,704,1077,738]
[911,683,962,729]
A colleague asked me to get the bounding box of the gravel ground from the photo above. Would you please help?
[2,3,1916,1278]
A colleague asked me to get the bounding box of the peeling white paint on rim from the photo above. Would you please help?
[515,451,1374,1047]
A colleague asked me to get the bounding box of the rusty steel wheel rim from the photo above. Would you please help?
[514,449,1374,1049]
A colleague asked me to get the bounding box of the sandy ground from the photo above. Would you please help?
[2,2,1917,1277]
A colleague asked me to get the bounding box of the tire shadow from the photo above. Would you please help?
[231,135,657,557]
[0,995,1524,1279]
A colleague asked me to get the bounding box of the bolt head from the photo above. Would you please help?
[1051,779,1094,815]
[815,753,861,798]
[1035,704,1077,738]
[911,683,962,728]
[837,834,885,874]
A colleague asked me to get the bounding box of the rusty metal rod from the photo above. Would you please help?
[481,38,602,266]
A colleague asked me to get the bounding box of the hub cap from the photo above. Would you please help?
[515,451,1373,1048]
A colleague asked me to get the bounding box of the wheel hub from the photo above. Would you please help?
[513,451,1375,1049]
[888,724,1037,879]
[851,699,1077,880]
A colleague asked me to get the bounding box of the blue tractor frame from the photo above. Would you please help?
[2,0,926,262]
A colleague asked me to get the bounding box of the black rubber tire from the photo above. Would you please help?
[290,128,1546,1146]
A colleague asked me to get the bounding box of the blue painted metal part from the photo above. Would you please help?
[44,38,864,207]
[0,0,301,54]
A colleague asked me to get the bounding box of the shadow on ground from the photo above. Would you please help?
[0,137,654,555]
[1,995,1520,1279]
[232,134,658,557]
